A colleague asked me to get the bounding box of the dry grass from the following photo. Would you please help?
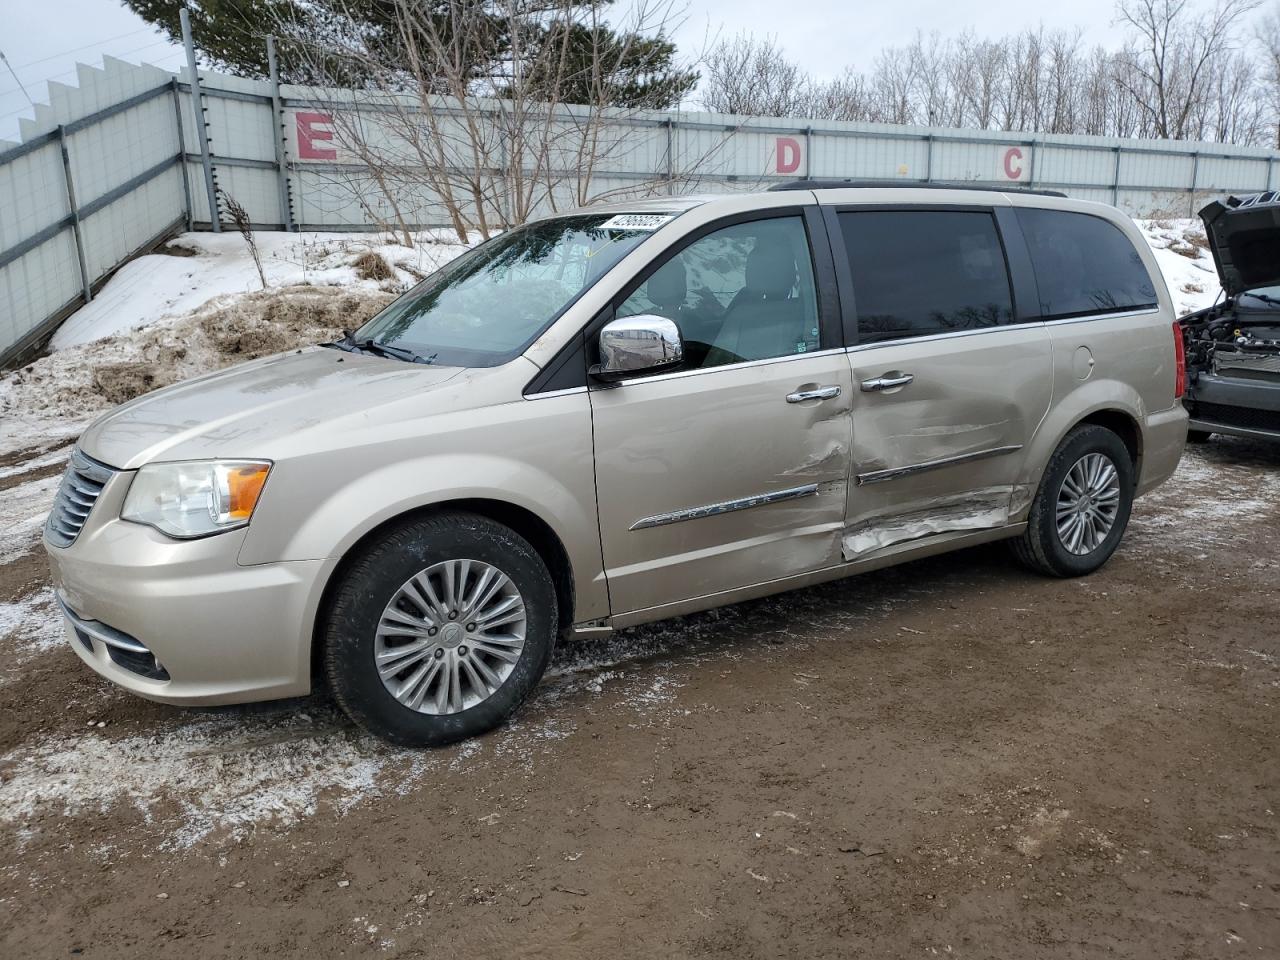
[1,285,397,416]
[352,251,394,281]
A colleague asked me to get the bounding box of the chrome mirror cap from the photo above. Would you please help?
[594,314,684,380]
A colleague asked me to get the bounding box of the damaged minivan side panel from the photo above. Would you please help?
[827,202,1055,559]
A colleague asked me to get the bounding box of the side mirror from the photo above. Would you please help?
[592,314,684,381]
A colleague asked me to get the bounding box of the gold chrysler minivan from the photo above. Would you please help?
[44,183,1189,745]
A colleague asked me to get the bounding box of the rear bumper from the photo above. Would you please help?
[44,481,329,706]
[1185,370,1280,440]
[1137,404,1188,496]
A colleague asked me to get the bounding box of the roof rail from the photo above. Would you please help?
[767,179,1068,198]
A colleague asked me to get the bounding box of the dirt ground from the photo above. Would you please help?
[0,437,1277,960]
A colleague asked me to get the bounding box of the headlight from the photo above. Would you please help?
[121,460,271,539]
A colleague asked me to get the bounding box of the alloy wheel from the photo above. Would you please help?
[373,559,527,714]
[1055,452,1122,556]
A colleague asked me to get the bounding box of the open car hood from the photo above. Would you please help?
[1200,193,1280,297]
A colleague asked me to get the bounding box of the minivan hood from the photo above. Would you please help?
[1199,193,1280,297]
[79,347,464,470]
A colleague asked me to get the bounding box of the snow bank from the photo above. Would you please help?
[0,285,398,453]
[1137,218,1221,316]
[51,230,468,349]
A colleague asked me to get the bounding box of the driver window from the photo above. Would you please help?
[615,216,820,370]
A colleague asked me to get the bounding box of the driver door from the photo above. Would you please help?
[588,211,853,617]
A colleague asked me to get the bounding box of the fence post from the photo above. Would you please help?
[1189,151,1199,218]
[266,37,295,231]
[1026,139,1036,190]
[804,126,813,179]
[665,118,674,195]
[56,125,92,305]
[180,6,220,232]
[924,134,933,183]
[1111,146,1121,207]
[170,78,193,231]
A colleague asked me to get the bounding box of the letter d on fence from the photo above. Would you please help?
[776,137,802,175]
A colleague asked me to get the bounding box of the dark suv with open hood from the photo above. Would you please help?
[1181,193,1280,442]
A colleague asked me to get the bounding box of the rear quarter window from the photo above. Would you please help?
[1015,209,1158,320]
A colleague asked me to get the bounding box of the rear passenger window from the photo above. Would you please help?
[1016,209,1158,319]
[839,211,1014,344]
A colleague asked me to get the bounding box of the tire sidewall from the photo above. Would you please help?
[324,514,556,747]
[1032,426,1135,576]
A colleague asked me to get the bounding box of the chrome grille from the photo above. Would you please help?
[46,449,115,547]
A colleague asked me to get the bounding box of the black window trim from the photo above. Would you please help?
[1012,207,1159,322]
[822,202,1028,348]
[523,205,841,395]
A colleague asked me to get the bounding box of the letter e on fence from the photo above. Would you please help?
[297,112,337,161]
[1002,146,1025,181]
[776,137,802,175]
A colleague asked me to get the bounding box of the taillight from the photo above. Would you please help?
[1172,321,1186,399]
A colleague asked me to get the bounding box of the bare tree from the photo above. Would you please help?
[1258,6,1280,145]
[1116,0,1263,139]
[699,34,812,116]
[281,0,706,243]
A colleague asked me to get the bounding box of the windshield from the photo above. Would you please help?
[354,213,671,366]
[1242,285,1280,305]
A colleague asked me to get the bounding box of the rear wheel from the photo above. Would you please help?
[322,512,557,746]
[1012,425,1134,577]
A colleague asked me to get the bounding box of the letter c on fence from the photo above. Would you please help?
[776,137,802,175]
[297,112,338,161]
[1003,146,1023,180]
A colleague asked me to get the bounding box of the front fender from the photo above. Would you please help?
[237,392,609,622]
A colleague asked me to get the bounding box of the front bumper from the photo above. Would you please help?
[44,469,329,706]
[1186,370,1280,440]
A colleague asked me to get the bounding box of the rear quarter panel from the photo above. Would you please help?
[1005,195,1186,502]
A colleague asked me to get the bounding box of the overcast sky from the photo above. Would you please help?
[0,0,1196,141]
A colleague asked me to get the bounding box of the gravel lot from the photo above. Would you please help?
[0,435,1277,959]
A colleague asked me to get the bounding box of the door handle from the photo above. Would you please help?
[786,385,842,403]
[860,372,914,392]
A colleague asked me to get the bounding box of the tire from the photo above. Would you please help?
[1011,425,1135,578]
[322,512,557,747]
[1186,428,1213,444]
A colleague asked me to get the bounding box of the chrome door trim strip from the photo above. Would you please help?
[1040,306,1159,327]
[608,348,845,388]
[846,325,1024,354]
[843,306,1161,355]
[856,444,1023,485]
[630,483,820,530]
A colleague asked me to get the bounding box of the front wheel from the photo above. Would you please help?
[322,512,557,746]
[1011,425,1135,577]
[1186,428,1213,444]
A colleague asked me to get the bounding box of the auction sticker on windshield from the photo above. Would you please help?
[599,214,674,231]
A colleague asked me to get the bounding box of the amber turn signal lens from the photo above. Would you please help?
[226,464,270,519]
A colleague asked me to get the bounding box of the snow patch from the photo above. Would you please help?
[0,473,61,563]
[50,230,468,349]
[0,587,62,655]
[1136,218,1221,316]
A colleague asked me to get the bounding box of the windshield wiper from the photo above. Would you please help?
[327,330,434,364]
